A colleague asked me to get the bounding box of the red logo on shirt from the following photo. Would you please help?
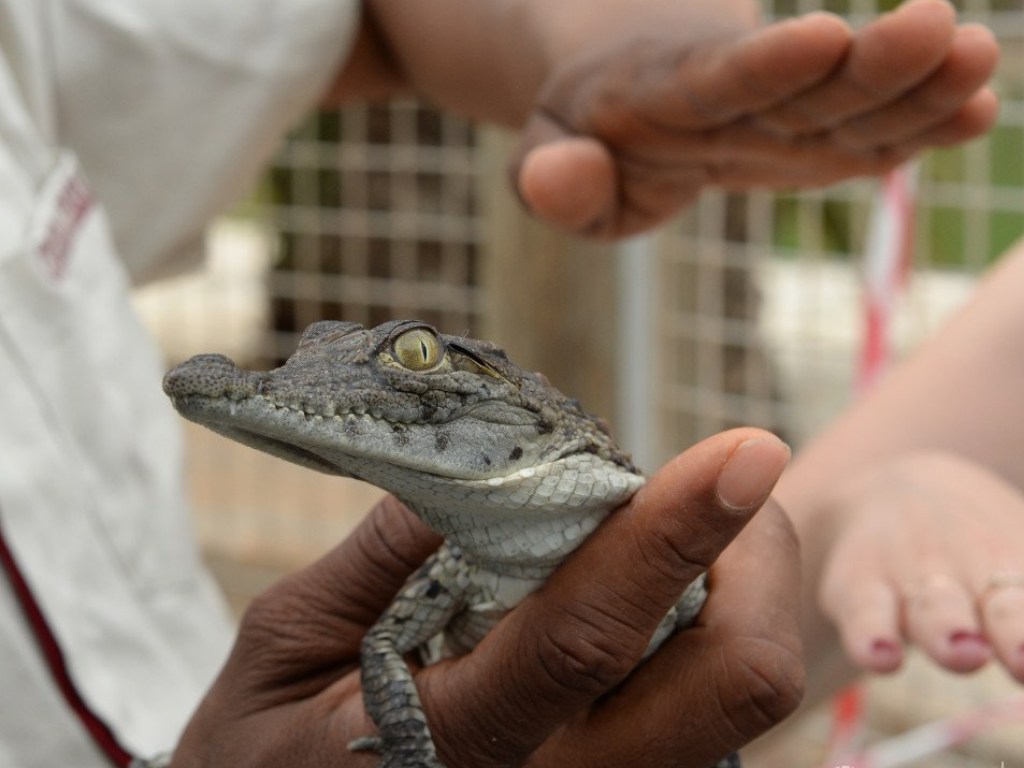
[37,174,94,280]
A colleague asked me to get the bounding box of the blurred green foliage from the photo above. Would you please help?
[772,125,1024,269]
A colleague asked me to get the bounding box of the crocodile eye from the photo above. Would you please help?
[393,328,443,371]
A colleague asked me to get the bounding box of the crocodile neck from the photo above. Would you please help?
[342,452,644,578]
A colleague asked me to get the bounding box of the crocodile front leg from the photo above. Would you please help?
[350,544,472,768]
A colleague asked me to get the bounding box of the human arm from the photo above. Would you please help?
[170,429,801,768]
[325,0,998,237]
[773,238,1024,705]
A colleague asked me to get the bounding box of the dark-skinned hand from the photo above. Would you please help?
[511,0,999,237]
[171,428,801,768]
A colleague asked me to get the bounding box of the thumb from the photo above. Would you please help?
[509,111,618,236]
[422,428,790,767]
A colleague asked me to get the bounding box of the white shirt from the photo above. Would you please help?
[0,2,359,763]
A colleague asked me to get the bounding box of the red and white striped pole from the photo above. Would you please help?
[824,163,918,767]
[857,164,917,394]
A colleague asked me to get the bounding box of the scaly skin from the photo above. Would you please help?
[164,319,734,768]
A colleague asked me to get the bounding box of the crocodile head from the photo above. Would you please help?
[165,319,645,570]
[164,319,637,485]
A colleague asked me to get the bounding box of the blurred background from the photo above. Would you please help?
[134,0,1023,764]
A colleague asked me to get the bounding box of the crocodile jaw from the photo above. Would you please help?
[166,384,644,573]
[164,350,570,484]
[166,388,546,482]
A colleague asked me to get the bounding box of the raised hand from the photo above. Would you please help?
[512,0,998,237]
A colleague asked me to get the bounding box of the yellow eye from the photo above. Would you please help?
[393,328,443,371]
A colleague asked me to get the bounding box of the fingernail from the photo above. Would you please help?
[949,630,989,650]
[870,638,902,668]
[716,436,791,510]
[871,638,900,656]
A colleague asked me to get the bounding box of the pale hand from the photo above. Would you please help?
[819,451,1024,681]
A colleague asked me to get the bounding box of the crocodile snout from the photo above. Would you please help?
[163,354,258,402]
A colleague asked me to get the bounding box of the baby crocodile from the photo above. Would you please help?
[164,319,736,768]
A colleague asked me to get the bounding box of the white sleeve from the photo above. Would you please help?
[50,0,361,283]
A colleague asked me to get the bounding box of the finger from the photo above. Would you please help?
[901,575,993,673]
[707,145,905,189]
[514,126,618,235]
[708,82,995,188]
[755,0,958,135]
[540,500,803,767]
[893,86,1000,150]
[818,531,906,674]
[514,119,706,237]
[831,24,999,149]
[237,496,442,664]
[618,119,904,185]
[696,135,907,190]
[821,578,905,674]
[978,581,1024,682]
[509,13,855,233]
[423,428,791,768]
[685,500,804,750]
[607,151,707,236]
[637,12,854,127]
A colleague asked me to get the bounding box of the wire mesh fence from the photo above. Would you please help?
[265,104,482,360]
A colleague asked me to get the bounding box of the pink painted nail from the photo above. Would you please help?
[871,638,900,654]
[949,630,989,651]
[870,638,902,668]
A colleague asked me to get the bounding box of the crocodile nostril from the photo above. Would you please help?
[162,354,250,399]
